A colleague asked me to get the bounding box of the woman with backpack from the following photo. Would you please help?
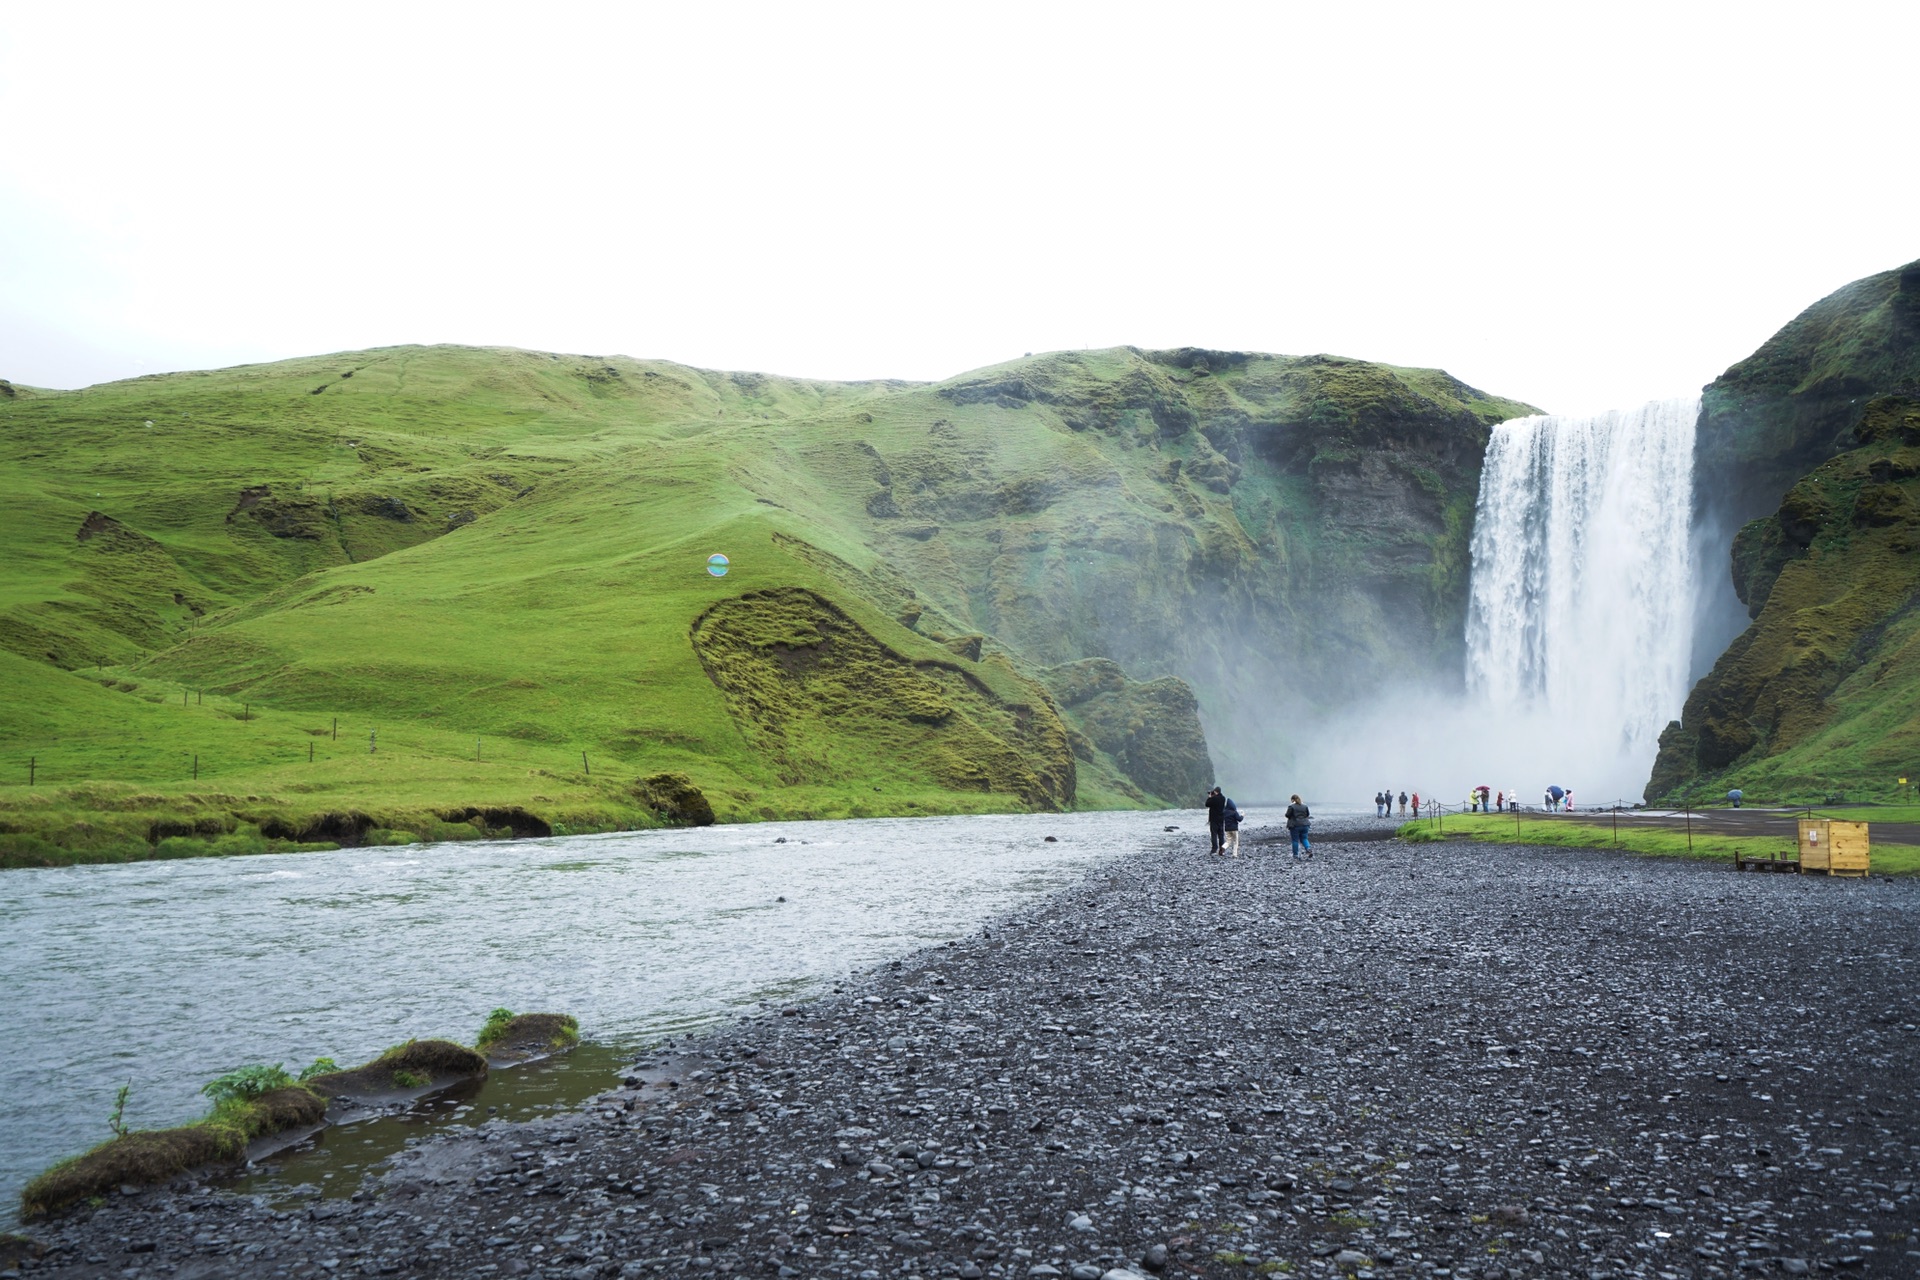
[1284,794,1311,860]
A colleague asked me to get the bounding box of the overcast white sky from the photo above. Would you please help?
[3,1,1916,414]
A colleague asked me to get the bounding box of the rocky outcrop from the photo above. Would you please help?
[1694,258,1920,538]
[1654,260,1920,801]
[689,588,1076,811]
[1043,659,1213,804]
[633,774,716,827]
[805,348,1537,779]
[1649,395,1920,802]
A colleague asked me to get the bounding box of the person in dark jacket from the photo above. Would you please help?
[1204,787,1226,854]
[1222,797,1243,856]
[1284,794,1311,860]
[1398,790,1409,817]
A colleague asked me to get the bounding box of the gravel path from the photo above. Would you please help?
[14,827,1920,1280]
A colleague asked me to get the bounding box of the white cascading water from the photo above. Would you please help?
[1464,396,1701,798]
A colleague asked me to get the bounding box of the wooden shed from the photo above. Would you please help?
[1798,819,1870,877]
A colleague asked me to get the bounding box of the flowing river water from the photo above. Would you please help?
[1,809,1190,1218]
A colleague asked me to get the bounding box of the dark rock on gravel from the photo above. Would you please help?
[15,824,1920,1279]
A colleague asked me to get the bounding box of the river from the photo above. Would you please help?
[0,809,1190,1217]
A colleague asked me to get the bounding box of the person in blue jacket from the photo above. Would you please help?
[1222,796,1243,856]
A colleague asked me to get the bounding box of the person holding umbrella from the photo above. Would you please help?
[1727,788,1744,809]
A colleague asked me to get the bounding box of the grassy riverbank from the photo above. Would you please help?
[1397,812,1920,875]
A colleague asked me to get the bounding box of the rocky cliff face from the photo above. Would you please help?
[1652,392,1920,802]
[1695,259,1920,536]
[754,346,1536,782]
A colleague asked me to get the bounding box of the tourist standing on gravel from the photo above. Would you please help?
[1285,794,1312,859]
[1205,787,1226,855]
[1222,796,1243,856]
[1411,791,1421,817]
[1398,790,1408,816]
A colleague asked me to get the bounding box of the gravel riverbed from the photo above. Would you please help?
[13,827,1920,1280]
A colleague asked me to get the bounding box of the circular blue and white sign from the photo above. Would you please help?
[707,553,730,577]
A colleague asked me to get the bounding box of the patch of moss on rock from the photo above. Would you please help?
[634,773,715,826]
[303,1039,487,1097]
[477,1010,580,1061]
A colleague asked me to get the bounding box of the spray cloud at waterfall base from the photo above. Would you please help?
[1276,398,1703,807]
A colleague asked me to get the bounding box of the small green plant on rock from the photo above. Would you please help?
[201,1064,293,1104]
[107,1081,131,1139]
[478,1007,516,1047]
[297,1057,339,1081]
[391,1069,428,1089]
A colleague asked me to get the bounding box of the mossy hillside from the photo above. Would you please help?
[2,343,1535,853]
[690,587,1076,808]
[1695,257,1920,532]
[0,511,1097,862]
[1649,396,1920,803]
[1041,659,1213,804]
[728,346,1536,766]
[0,345,898,671]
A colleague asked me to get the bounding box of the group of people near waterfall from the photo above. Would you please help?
[1373,790,1408,817]
[1203,787,1312,860]
[1201,778,1585,858]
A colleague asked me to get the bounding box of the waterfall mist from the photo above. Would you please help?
[1272,398,1703,808]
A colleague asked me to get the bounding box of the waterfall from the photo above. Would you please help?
[1464,396,1701,796]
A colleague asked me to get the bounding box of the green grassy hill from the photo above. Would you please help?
[0,345,1534,863]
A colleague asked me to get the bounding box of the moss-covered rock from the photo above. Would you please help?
[1042,660,1213,804]
[303,1039,487,1097]
[691,587,1076,809]
[19,1085,324,1220]
[633,773,715,826]
[477,1010,580,1061]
